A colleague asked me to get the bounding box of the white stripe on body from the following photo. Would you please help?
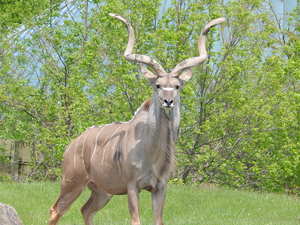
[73,132,89,170]
[101,125,122,165]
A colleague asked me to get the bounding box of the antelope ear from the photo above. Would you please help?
[140,64,158,79]
[178,69,193,81]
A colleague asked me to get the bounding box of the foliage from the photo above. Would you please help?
[0,0,299,194]
[0,0,62,35]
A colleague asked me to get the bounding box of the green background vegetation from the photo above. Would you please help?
[0,0,300,195]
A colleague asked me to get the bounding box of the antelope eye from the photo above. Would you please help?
[156,84,160,89]
[175,85,180,89]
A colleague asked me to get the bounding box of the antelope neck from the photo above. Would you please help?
[147,94,180,142]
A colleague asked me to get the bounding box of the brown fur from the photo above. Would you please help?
[142,99,152,112]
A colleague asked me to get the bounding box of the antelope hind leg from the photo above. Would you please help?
[49,181,86,225]
[81,188,112,225]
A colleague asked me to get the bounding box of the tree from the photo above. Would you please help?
[0,0,299,194]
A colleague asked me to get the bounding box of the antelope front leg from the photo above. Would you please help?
[152,182,166,225]
[128,184,141,225]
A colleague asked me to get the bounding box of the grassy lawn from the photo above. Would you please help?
[0,182,299,225]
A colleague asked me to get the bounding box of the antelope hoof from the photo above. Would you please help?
[49,207,60,225]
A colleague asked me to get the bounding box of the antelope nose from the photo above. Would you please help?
[164,99,173,107]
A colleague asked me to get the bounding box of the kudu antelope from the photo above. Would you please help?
[49,13,225,225]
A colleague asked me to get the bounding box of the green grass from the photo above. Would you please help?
[0,182,299,225]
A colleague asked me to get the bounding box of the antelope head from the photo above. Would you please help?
[109,13,225,109]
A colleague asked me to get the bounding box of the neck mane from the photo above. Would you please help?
[133,96,180,142]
